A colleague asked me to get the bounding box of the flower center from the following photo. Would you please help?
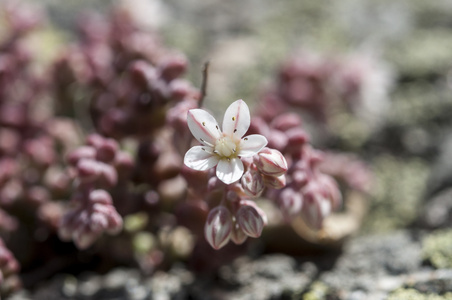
[215,136,238,158]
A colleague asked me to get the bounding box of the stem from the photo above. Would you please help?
[198,61,210,108]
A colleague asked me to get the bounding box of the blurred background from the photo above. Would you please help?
[24,0,452,233]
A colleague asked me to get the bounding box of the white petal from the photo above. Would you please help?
[239,134,268,157]
[187,109,221,146]
[216,158,244,184]
[222,99,250,139]
[184,146,219,171]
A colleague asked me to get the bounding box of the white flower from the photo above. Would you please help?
[184,100,268,184]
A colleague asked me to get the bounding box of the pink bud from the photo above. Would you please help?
[230,222,247,245]
[204,206,232,250]
[256,148,288,176]
[263,174,286,189]
[236,204,265,238]
[241,167,264,197]
[301,183,332,230]
[278,188,303,220]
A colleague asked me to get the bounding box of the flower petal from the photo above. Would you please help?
[222,99,250,139]
[239,134,268,157]
[216,158,244,184]
[184,146,219,171]
[187,109,222,146]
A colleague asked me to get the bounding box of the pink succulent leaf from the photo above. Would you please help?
[222,99,250,139]
[216,158,244,184]
[184,146,219,171]
[239,134,268,157]
[187,109,221,146]
[236,205,265,238]
[204,206,232,250]
[89,189,112,204]
[89,212,109,233]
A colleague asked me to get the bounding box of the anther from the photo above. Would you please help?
[244,138,248,141]
[233,129,237,133]
[232,117,236,121]
[202,122,206,126]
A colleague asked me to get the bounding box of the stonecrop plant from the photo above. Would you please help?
[0,1,377,297]
[184,99,289,249]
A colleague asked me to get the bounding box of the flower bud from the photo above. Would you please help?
[301,182,332,230]
[278,188,303,220]
[263,174,286,189]
[241,167,264,197]
[256,148,288,176]
[204,206,232,250]
[230,221,247,245]
[236,204,265,238]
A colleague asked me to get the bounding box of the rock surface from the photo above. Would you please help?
[9,230,452,300]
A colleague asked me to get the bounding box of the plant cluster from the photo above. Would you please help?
[0,2,377,296]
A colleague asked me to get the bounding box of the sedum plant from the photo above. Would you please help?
[0,1,378,296]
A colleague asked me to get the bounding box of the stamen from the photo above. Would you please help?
[244,138,248,141]
[199,138,214,147]
[233,148,236,153]
[232,116,236,121]
[216,125,219,130]
[233,129,237,133]
[202,148,205,151]
[202,122,206,126]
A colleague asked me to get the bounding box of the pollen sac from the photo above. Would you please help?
[204,206,232,250]
[256,148,288,177]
